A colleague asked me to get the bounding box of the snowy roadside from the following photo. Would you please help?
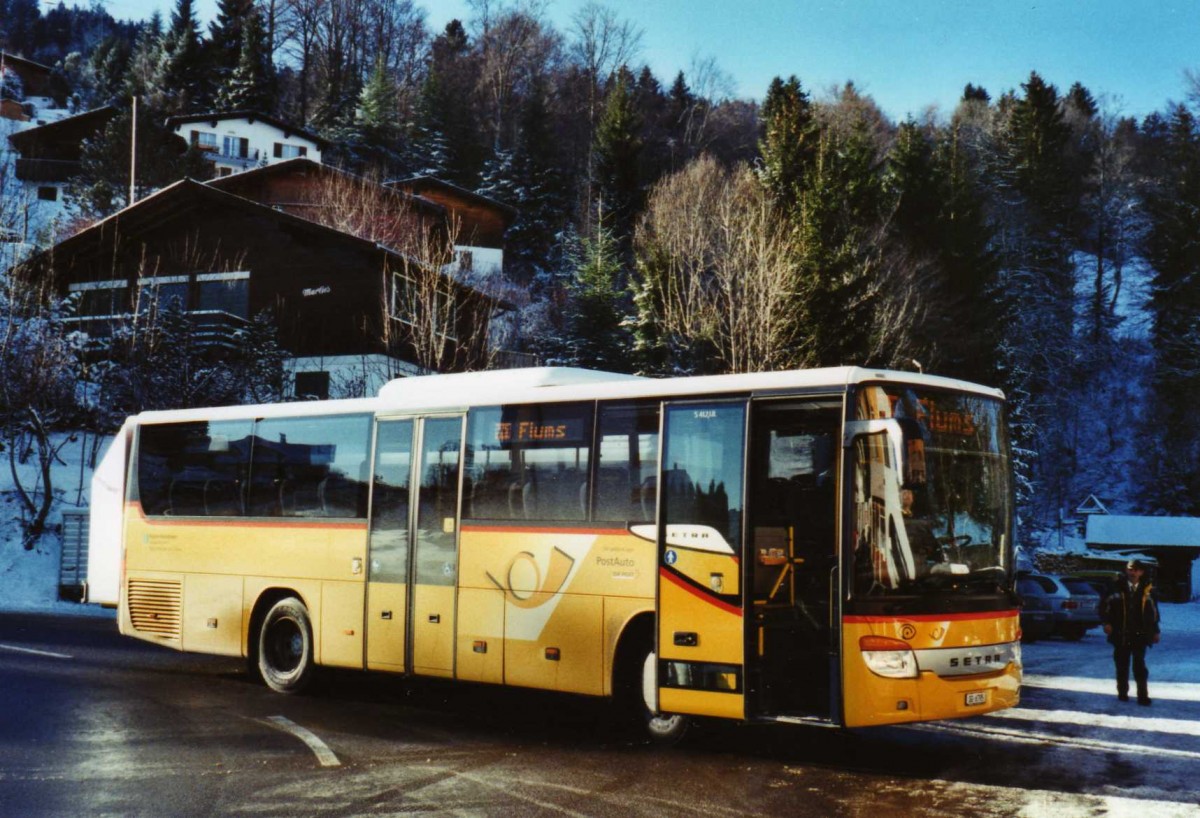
[0,431,114,618]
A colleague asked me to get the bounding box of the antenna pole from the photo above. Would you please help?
[129,95,137,205]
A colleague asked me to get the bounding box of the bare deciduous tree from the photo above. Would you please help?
[634,155,803,374]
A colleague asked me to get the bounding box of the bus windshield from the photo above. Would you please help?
[851,385,1011,597]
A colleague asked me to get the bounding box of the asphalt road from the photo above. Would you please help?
[0,613,1196,817]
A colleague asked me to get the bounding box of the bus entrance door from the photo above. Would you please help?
[656,401,747,722]
[366,415,464,678]
[366,419,414,673]
[746,400,841,720]
[408,415,465,678]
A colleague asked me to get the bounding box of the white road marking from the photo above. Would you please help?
[986,706,1200,738]
[1023,674,1200,702]
[0,643,72,659]
[910,719,1200,761]
[264,716,341,767]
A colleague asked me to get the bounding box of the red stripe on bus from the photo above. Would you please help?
[843,610,1019,624]
[128,504,367,530]
[461,524,631,536]
[659,567,743,617]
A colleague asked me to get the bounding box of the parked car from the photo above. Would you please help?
[1016,576,1056,642]
[1019,572,1101,640]
[1057,576,1104,639]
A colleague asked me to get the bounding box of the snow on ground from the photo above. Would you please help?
[0,431,113,617]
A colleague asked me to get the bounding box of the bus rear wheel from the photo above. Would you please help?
[638,649,689,744]
[258,597,316,694]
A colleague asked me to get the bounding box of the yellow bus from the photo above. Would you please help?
[87,366,1020,741]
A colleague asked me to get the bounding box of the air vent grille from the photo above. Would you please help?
[127,579,182,639]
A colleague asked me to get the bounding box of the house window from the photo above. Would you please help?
[222,135,250,159]
[37,186,58,201]
[294,371,330,400]
[139,275,190,313]
[196,271,250,318]
[191,130,218,152]
[273,142,307,159]
[390,273,458,340]
[68,279,128,317]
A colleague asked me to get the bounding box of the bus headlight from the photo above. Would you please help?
[860,635,919,679]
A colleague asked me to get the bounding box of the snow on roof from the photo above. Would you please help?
[1087,515,1200,549]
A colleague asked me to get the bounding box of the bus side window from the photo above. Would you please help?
[136,420,253,517]
[250,414,372,519]
[595,402,659,523]
[465,403,592,522]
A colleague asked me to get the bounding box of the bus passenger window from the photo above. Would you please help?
[250,414,372,519]
[136,420,253,517]
[595,403,659,522]
[464,403,592,521]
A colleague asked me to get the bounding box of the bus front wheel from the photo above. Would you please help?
[638,649,690,744]
[258,597,316,694]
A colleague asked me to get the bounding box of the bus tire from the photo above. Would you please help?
[258,597,316,694]
[636,647,690,745]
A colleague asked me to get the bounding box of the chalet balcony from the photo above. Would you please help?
[62,309,249,353]
[15,157,81,183]
[213,149,261,171]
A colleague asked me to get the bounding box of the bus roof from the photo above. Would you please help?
[130,366,1003,425]
[374,366,1002,413]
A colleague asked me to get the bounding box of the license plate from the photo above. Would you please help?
[965,691,988,706]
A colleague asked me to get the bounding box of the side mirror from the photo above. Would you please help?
[843,419,905,471]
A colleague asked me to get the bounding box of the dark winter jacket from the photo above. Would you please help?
[1102,581,1160,647]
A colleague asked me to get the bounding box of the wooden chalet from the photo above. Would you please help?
[1,52,53,99]
[165,111,329,176]
[206,158,446,238]
[7,105,117,189]
[386,176,517,276]
[14,178,502,396]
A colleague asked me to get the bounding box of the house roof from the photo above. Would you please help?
[387,175,518,221]
[16,177,493,305]
[0,52,53,76]
[205,157,445,220]
[165,110,330,150]
[1086,515,1200,549]
[1076,494,1109,515]
[6,105,117,153]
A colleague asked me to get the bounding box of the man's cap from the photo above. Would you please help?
[1126,559,1147,571]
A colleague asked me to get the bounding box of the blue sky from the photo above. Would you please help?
[93,0,1199,121]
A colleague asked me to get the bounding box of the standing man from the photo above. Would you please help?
[1102,559,1161,705]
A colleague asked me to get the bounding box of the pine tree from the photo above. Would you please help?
[357,56,401,147]
[123,14,163,101]
[993,72,1083,525]
[793,122,884,367]
[1140,105,1200,514]
[563,207,633,371]
[216,8,274,112]
[156,0,209,114]
[758,75,817,212]
[410,20,483,186]
[86,34,133,106]
[592,65,643,242]
[884,119,998,382]
[207,0,255,88]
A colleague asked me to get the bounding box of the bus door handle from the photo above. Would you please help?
[674,631,698,647]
